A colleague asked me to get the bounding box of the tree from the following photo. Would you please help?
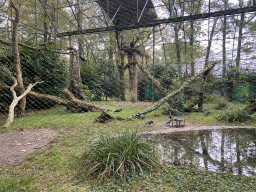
[10,0,27,117]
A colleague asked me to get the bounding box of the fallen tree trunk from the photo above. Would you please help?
[0,82,120,121]
[63,88,104,112]
[136,61,167,97]
[126,60,221,120]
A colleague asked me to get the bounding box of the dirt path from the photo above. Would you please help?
[0,128,59,166]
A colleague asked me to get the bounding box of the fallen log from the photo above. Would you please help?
[0,82,121,122]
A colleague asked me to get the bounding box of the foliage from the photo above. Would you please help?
[216,107,251,123]
[0,41,69,109]
[138,62,177,101]
[77,129,161,183]
[162,105,184,116]
[80,59,119,101]
[204,92,229,110]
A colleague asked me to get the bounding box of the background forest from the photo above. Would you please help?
[0,0,256,114]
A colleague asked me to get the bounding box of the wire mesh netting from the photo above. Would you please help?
[0,0,256,120]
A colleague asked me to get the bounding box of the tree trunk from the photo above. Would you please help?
[190,21,195,76]
[115,31,126,101]
[11,1,27,117]
[198,18,218,111]
[128,52,137,102]
[174,25,181,77]
[222,15,227,78]
[77,0,84,59]
[3,80,41,128]
[118,53,126,101]
[235,12,245,78]
[43,0,48,42]
[70,50,85,100]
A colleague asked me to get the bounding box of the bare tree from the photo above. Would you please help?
[10,0,27,117]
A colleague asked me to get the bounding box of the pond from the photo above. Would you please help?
[155,128,256,176]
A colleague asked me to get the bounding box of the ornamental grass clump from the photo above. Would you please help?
[214,96,229,110]
[216,108,250,123]
[78,129,160,182]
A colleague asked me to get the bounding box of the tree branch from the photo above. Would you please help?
[3,79,43,128]
[0,38,70,54]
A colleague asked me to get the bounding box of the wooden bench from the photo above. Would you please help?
[172,118,185,127]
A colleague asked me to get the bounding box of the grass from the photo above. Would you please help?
[76,129,161,183]
[0,101,255,191]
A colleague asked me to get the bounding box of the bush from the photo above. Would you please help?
[162,94,185,115]
[216,108,250,123]
[214,96,229,110]
[0,42,69,109]
[80,63,120,101]
[77,129,161,182]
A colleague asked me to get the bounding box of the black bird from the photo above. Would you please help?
[140,114,145,118]
[114,109,122,112]
[39,43,46,46]
[39,42,53,46]
[130,41,134,48]
[67,47,75,51]
[146,120,153,125]
[79,56,86,61]
[166,115,172,125]
[204,111,210,116]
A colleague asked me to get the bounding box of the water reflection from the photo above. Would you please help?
[155,128,256,176]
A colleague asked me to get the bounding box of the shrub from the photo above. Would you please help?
[78,129,160,182]
[0,42,69,109]
[162,94,185,115]
[216,108,250,123]
[214,96,229,110]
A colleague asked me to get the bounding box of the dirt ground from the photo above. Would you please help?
[0,128,59,166]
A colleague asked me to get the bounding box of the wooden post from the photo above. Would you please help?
[128,52,137,102]
[70,50,85,100]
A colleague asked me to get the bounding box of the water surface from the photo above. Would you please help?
[156,128,256,176]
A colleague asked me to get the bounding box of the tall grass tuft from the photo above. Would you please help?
[77,129,160,182]
[214,96,229,110]
[216,108,250,123]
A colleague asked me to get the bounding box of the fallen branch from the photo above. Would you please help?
[136,61,167,97]
[63,88,104,112]
[0,83,123,123]
[126,60,221,120]
[3,79,42,128]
